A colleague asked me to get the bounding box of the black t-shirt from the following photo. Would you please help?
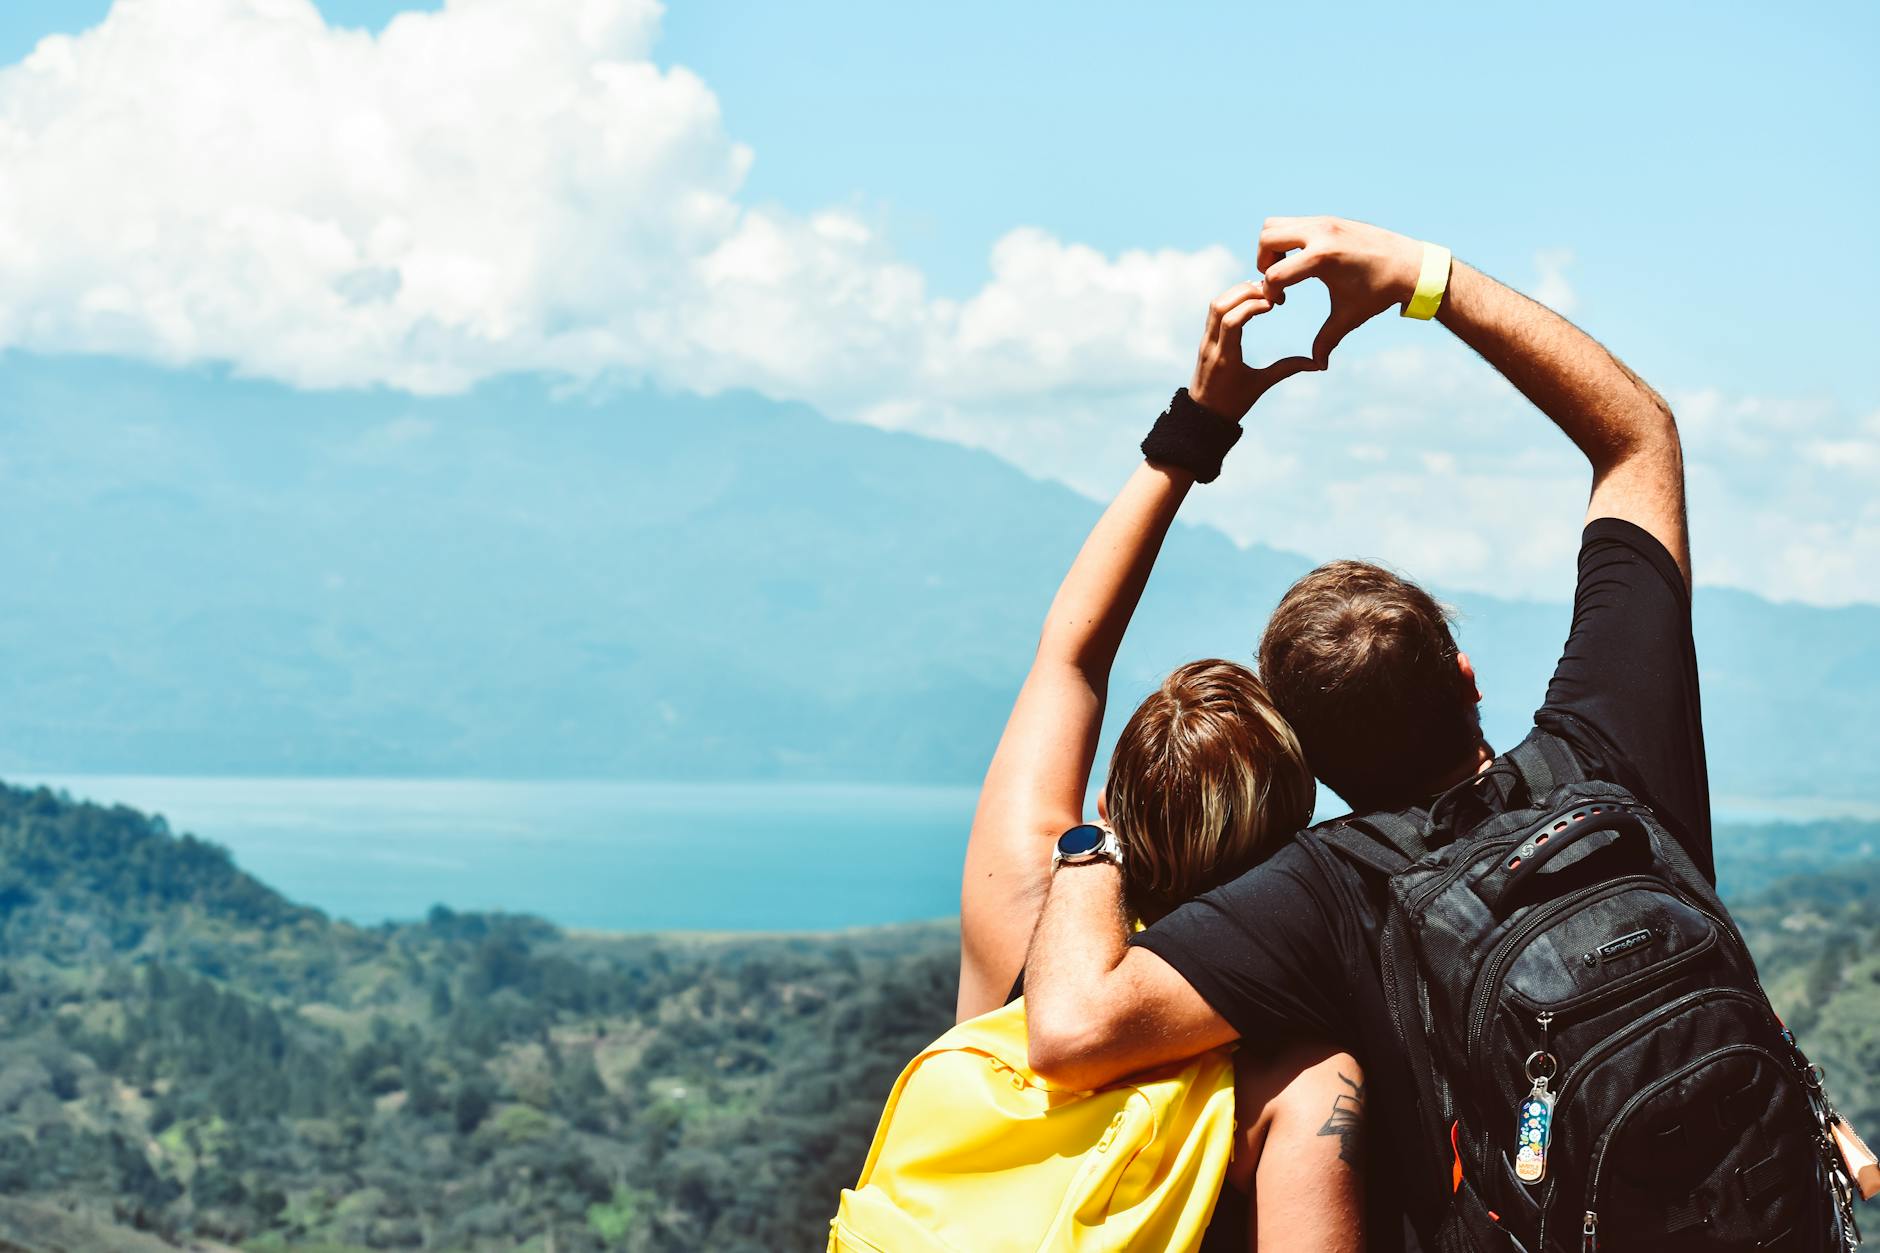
[1133,518,1711,1252]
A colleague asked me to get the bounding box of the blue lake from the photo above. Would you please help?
[20,776,1878,932]
[28,776,979,933]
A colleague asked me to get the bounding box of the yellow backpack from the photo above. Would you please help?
[828,996,1237,1252]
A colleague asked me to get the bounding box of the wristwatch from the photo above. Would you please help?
[1053,823,1123,870]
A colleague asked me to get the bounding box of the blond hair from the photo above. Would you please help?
[1104,659,1315,919]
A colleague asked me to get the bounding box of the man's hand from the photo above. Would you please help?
[1189,280,1319,422]
[1259,214,1690,582]
[1257,216,1425,365]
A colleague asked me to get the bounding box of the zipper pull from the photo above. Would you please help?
[1583,1211,1598,1251]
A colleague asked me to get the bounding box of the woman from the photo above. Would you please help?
[957,280,1364,1251]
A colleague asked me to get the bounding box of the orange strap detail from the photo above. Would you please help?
[1450,1120,1464,1192]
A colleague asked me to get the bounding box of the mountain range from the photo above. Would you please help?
[0,353,1875,803]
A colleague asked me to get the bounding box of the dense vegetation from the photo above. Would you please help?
[1714,815,1880,898]
[0,780,1871,1250]
[0,782,954,1250]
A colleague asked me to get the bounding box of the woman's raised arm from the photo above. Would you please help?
[955,280,1313,1020]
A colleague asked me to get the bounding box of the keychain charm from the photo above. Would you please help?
[1516,1047,1557,1185]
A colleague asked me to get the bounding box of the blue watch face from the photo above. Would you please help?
[1057,824,1106,857]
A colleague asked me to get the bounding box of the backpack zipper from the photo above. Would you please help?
[1466,865,1752,1077]
[1376,798,1667,1213]
[1505,925,1723,1023]
[1545,987,1768,1122]
[1533,988,1769,1245]
[1464,875,1661,1067]
[1581,1043,1788,1248]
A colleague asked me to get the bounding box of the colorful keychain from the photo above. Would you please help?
[1516,1041,1557,1185]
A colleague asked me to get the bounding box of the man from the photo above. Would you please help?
[1023,216,1705,1250]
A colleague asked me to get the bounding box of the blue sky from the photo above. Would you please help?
[0,0,1875,603]
[661,0,1879,393]
[0,0,432,58]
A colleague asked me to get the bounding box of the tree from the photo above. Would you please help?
[453,1077,495,1135]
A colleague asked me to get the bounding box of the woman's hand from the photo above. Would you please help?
[1188,280,1320,423]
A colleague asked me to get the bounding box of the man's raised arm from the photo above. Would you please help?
[1260,217,1688,587]
[1024,858,1236,1090]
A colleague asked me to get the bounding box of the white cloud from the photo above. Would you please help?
[1675,393,1880,604]
[929,231,1236,398]
[0,0,1873,606]
[0,0,1224,413]
[1,0,736,390]
[1170,339,1595,600]
[1177,352,1880,606]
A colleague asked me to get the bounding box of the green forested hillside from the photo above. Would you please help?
[1729,859,1880,1142]
[0,780,1873,1251]
[0,782,955,1250]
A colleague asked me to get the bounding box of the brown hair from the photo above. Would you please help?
[1103,660,1314,920]
[1257,560,1480,810]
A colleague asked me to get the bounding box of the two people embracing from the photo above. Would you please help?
[834,217,1868,1252]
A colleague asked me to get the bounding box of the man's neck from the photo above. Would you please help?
[1424,740,1496,799]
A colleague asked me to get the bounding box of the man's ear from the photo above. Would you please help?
[1457,651,1483,704]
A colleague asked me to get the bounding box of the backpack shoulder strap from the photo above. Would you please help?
[1349,809,1430,862]
[1312,815,1421,877]
[1505,727,1587,798]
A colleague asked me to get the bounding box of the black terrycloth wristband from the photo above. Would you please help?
[1140,389,1242,483]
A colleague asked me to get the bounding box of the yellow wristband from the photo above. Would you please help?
[1401,242,1452,320]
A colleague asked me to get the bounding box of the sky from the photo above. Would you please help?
[0,0,1875,603]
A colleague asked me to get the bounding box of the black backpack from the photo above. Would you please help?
[1317,730,1862,1252]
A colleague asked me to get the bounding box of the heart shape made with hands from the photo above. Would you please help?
[1239,276,1333,372]
[1198,225,1408,419]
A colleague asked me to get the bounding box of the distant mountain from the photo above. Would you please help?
[0,353,1875,802]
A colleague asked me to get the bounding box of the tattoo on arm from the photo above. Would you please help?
[1316,1071,1365,1168]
